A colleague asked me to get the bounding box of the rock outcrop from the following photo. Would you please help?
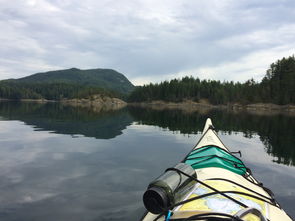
[61,95,127,112]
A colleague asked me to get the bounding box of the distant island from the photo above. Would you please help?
[0,68,135,109]
[0,56,294,112]
[0,68,134,100]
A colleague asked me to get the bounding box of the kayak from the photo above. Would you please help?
[141,118,292,221]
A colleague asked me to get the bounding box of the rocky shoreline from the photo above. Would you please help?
[1,98,294,115]
[0,95,127,112]
[61,95,127,111]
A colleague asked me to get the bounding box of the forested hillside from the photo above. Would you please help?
[128,56,295,105]
[0,68,134,100]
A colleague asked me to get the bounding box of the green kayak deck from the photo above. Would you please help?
[185,145,247,175]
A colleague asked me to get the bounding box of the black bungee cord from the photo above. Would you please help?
[152,167,276,221]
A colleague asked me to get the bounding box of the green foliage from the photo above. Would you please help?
[0,68,135,100]
[129,56,295,105]
[16,68,134,94]
[261,56,295,104]
[0,82,120,100]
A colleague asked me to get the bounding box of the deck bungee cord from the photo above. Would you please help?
[206,178,276,204]
[183,132,279,201]
[152,167,275,221]
[182,144,280,206]
[176,209,268,221]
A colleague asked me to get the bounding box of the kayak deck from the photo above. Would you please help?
[141,118,292,221]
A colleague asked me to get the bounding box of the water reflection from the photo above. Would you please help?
[0,116,195,221]
[0,102,294,166]
[128,106,295,166]
[0,102,133,139]
[0,102,294,220]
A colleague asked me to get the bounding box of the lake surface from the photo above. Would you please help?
[0,102,294,220]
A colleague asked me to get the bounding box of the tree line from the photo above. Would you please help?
[128,56,295,105]
[0,82,121,100]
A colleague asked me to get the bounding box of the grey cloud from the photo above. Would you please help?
[0,0,294,84]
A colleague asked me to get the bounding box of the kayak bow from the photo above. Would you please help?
[141,118,292,221]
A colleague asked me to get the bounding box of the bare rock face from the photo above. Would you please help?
[61,95,127,112]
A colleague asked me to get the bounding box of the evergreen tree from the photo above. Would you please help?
[128,55,295,105]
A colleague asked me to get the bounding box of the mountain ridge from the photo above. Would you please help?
[4,67,135,95]
[0,68,135,100]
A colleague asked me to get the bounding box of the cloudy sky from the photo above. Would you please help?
[1,0,295,85]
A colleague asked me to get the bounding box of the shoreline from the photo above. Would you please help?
[1,98,294,115]
[128,101,295,116]
[0,96,127,112]
[61,95,127,111]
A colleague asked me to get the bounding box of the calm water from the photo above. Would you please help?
[0,102,294,220]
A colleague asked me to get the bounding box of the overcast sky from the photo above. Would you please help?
[0,0,295,85]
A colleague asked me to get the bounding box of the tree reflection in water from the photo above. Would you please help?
[128,106,295,166]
